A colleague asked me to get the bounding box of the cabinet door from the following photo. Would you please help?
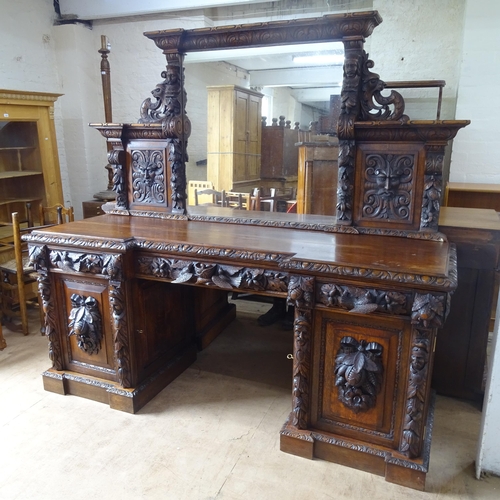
[246,93,262,180]
[56,275,117,382]
[311,309,410,449]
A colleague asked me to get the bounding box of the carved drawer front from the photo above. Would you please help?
[311,309,410,449]
[354,142,425,230]
[57,276,117,382]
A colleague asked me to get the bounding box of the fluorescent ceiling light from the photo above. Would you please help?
[292,54,344,65]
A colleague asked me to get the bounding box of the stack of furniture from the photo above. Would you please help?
[26,12,469,491]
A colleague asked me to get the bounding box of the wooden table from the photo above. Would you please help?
[26,210,457,490]
[436,207,500,400]
[445,182,500,211]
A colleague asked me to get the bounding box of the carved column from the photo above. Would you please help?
[29,245,64,371]
[137,51,191,214]
[287,275,315,429]
[93,125,127,210]
[336,38,365,225]
[400,292,446,458]
[420,145,445,232]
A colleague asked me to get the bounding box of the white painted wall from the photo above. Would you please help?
[449,0,500,184]
[0,0,71,207]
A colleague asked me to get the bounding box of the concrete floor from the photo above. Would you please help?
[1,301,499,500]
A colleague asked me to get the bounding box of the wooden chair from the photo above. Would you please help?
[188,180,214,206]
[224,191,251,210]
[0,212,40,336]
[194,188,225,206]
[260,188,277,212]
[38,203,74,225]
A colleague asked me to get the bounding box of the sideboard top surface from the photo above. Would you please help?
[29,213,453,286]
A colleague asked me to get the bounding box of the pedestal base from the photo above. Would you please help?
[42,345,197,413]
[280,393,436,491]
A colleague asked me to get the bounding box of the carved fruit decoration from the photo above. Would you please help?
[334,336,383,413]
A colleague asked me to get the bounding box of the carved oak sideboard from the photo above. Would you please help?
[26,10,469,492]
[27,212,455,490]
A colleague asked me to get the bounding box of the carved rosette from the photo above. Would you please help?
[137,256,288,292]
[37,271,63,371]
[411,293,445,329]
[68,294,103,355]
[28,244,49,272]
[287,275,315,309]
[400,328,431,458]
[131,149,166,204]
[362,153,414,221]
[319,283,410,315]
[334,336,384,413]
[109,282,131,388]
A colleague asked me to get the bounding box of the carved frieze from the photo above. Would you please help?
[400,328,431,458]
[411,293,445,329]
[136,256,289,293]
[49,251,123,280]
[319,283,410,315]
[362,153,414,221]
[334,336,384,413]
[68,294,103,355]
[144,13,383,54]
[131,149,166,204]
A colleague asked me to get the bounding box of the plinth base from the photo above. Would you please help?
[42,345,197,414]
[280,393,436,491]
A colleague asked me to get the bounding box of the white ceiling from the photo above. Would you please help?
[58,0,271,20]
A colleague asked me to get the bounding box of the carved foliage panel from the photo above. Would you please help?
[354,143,425,229]
[59,276,117,381]
[312,309,406,447]
[127,140,171,211]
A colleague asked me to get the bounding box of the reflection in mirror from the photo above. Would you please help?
[183,42,344,210]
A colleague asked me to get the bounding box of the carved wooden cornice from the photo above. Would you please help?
[134,242,292,263]
[186,213,447,241]
[25,235,134,252]
[143,12,383,53]
[0,89,62,104]
[354,120,470,143]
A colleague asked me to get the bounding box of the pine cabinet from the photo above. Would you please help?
[0,90,64,224]
[207,85,262,192]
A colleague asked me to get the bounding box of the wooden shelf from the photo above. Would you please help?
[0,196,43,207]
[0,145,36,151]
[0,170,42,179]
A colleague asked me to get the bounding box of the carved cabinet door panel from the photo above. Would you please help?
[311,309,411,449]
[56,275,117,382]
[354,142,426,230]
